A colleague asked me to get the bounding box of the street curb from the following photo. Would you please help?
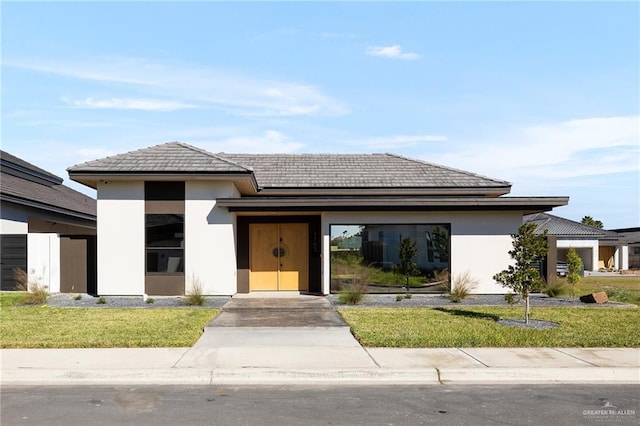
[2,367,638,386]
[438,367,640,384]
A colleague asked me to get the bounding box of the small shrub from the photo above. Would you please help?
[12,268,48,305]
[504,292,516,305]
[145,297,155,304]
[185,273,205,306]
[97,296,106,304]
[404,293,412,299]
[396,294,404,302]
[338,287,364,305]
[566,247,583,299]
[449,271,478,303]
[542,276,570,298]
[73,294,82,301]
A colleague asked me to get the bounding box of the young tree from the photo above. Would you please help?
[493,223,548,324]
[566,247,583,300]
[397,237,418,293]
[581,216,603,229]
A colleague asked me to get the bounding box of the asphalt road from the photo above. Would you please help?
[2,385,638,425]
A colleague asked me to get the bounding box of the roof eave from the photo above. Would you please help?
[68,171,259,194]
[0,193,96,223]
[216,196,569,212]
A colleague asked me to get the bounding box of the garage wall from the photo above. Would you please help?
[557,239,598,271]
[27,233,60,293]
[321,210,522,294]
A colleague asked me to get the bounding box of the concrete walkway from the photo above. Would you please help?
[1,295,638,386]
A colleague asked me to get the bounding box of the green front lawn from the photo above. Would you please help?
[569,276,640,305]
[0,301,218,348]
[338,307,640,348]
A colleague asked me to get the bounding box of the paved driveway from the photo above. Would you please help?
[184,295,376,369]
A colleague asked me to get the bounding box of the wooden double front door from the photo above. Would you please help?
[249,223,309,291]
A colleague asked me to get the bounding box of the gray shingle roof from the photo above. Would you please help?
[524,213,619,238]
[220,152,510,189]
[1,151,96,218]
[67,142,511,193]
[67,142,251,173]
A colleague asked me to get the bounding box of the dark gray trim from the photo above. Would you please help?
[0,194,96,223]
[217,196,569,212]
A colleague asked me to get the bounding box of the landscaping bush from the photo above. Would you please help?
[185,274,205,306]
[339,287,365,305]
[542,276,571,298]
[12,268,48,305]
[449,271,478,303]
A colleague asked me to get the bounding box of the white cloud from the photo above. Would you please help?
[350,134,447,150]
[20,119,116,129]
[8,57,349,117]
[66,97,197,111]
[365,45,420,60]
[429,115,640,186]
[196,130,305,154]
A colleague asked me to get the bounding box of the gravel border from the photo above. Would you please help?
[42,292,635,309]
[327,293,636,308]
[45,293,230,308]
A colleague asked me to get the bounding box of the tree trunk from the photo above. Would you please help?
[525,294,530,324]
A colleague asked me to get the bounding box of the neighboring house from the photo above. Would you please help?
[524,213,629,272]
[67,142,568,296]
[1,150,97,292]
[610,227,640,269]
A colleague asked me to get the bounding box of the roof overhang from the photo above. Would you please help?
[0,193,96,224]
[216,196,569,213]
[68,172,259,195]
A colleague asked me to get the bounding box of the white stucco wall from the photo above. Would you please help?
[27,233,60,293]
[557,239,598,271]
[97,181,145,295]
[616,245,629,270]
[321,211,521,294]
[185,181,239,295]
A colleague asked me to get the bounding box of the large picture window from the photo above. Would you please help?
[146,214,184,273]
[330,224,450,293]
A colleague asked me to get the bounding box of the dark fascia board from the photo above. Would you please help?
[216,196,569,212]
[256,186,512,197]
[0,193,96,223]
[1,159,63,186]
[68,171,259,193]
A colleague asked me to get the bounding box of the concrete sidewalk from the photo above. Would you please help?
[2,346,638,386]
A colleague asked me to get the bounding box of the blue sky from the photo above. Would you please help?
[2,1,638,228]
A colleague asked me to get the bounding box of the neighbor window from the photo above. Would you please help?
[330,224,450,293]
[146,214,184,273]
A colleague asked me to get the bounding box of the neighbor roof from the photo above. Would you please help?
[1,150,96,220]
[68,142,512,196]
[524,213,619,239]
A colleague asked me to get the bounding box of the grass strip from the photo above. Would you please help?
[0,306,219,348]
[338,307,640,348]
